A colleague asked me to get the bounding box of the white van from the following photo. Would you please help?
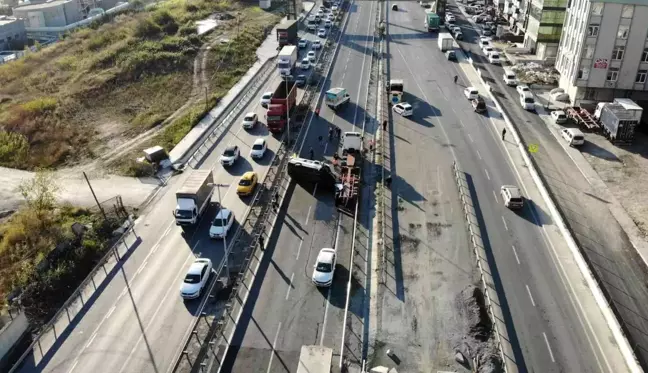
[503,68,517,86]
[560,128,585,146]
[519,91,535,110]
[488,52,500,64]
[341,131,362,154]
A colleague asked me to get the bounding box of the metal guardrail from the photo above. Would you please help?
[170,3,351,373]
[185,58,277,168]
[8,222,138,373]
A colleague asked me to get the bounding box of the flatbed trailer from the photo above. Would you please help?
[334,153,360,213]
[566,106,600,131]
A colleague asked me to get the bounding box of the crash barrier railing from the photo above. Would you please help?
[170,3,352,373]
[8,219,138,373]
[183,3,320,169]
[340,0,382,370]
[185,58,277,169]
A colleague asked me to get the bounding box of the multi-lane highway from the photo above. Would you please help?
[12,17,326,373]
[383,1,616,371]
[218,0,377,371]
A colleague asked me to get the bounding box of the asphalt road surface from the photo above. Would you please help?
[385,1,611,372]
[13,25,325,373]
[218,1,376,371]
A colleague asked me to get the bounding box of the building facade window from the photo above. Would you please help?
[612,45,625,60]
[622,4,634,18]
[642,48,648,62]
[607,67,619,81]
[578,67,590,80]
[584,44,594,59]
[591,2,603,15]
[618,25,629,39]
[588,24,599,36]
[636,70,647,83]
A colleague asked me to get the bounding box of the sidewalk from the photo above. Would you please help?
[455,49,639,372]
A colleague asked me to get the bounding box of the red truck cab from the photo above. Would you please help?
[266,81,297,133]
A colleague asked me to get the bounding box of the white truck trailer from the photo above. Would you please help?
[277,45,298,76]
[174,170,214,226]
[296,345,332,373]
[438,32,453,51]
[325,87,351,110]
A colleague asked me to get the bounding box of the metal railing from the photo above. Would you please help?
[8,221,138,373]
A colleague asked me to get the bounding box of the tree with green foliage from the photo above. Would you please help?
[0,130,29,168]
[17,171,59,223]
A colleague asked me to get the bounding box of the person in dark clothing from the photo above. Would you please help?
[336,127,341,138]
[385,175,392,188]
[315,108,320,117]
[258,235,265,249]
[328,127,334,140]
[454,75,458,84]
[382,120,387,132]
[501,128,507,140]
[309,147,315,160]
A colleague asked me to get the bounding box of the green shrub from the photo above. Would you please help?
[177,22,197,36]
[152,10,179,35]
[21,97,57,114]
[0,130,29,168]
[134,17,162,39]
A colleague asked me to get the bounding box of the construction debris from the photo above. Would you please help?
[511,62,560,85]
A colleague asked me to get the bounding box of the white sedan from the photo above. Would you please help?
[464,87,479,100]
[298,39,308,48]
[307,50,317,61]
[242,112,258,129]
[393,102,413,117]
[260,91,273,107]
[209,209,234,239]
[219,145,240,166]
[516,84,530,94]
[250,138,267,159]
[312,40,322,49]
[317,28,327,37]
[312,248,336,287]
[180,258,213,300]
[300,58,311,69]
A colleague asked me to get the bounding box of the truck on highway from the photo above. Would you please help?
[334,153,360,213]
[340,131,362,154]
[276,20,298,48]
[277,45,298,76]
[325,87,351,110]
[296,345,333,373]
[386,79,404,105]
[424,8,440,31]
[438,32,453,51]
[267,80,297,133]
[173,170,214,226]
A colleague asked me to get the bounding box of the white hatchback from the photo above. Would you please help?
[312,248,336,287]
[318,28,327,37]
[209,209,234,239]
[242,112,258,129]
[307,50,317,61]
[464,87,479,100]
[393,102,413,117]
[250,138,267,159]
[312,40,322,49]
[300,58,311,69]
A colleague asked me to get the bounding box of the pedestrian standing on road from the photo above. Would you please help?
[309,147,315,160]
[454,75,458,84]
[315,108,320,117]
[258,234,265,250]
[318,135,324,147]
[336,127,341,138]
[501,128,507,141]
[328,127,334,140]
[382,120,387,132]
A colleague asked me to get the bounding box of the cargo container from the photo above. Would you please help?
[267,80,297,133]
[424,8,440,31]
[277,45,298,76]
[438,32,453,51]
[276,20,298,48]
[598,101,642,143]
[174,170,214,226]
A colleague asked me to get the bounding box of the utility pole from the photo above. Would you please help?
[83,171,107,221]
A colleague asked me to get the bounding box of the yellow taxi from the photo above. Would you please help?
[237,171,258,196]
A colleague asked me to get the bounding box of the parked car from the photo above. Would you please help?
[488,51,500,64]
[318,28,327,37]
[446,50,457,61]
[551,110,568,124]
[464,87,479,100]
[393,102,413,117]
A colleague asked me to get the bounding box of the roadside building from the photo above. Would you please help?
[0,15,25,50]
[556,0,648,106]
[505,0,567,62]
[12,0,82,28]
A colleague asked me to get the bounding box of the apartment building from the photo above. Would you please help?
[556,0,648,106]
[506,0,567,61]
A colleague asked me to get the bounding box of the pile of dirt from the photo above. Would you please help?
[511,62,560,85]
[454,285,504,373]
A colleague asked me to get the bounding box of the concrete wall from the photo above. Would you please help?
[0,311,29,370]
[13,0,82,28]
[0,17,26,50]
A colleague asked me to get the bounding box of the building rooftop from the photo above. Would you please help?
[14,0,71,11]
[593,0,648,5]
[0,15,20,26]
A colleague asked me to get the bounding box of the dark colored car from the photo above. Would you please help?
[295,74,307,87]
[472,96,487,113]
[446,50,457,61]
[391,4,398,10]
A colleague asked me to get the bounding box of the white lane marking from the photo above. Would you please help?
[322,215,342,346]
[67,359,79,373]
[350,1,372,130]
[493,190,498,203]
[468,133,474,143]
[526,284,536,307]
[484,169,490,180]
[305,206,312,225]
[151,243,160,254]
[501,216,508,231]
[267,322,282,373]
[105,305,116,320]
[458,118,466,128]
[476,149,482,159]
[543,332,556,362]
[85,332,98,349]
[323,142,328,154]
[511,245,521,265]
[296,239,303,260]
[135,260,148,276]
[285,273,295,300]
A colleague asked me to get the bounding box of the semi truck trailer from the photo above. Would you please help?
[276,20,298,48]
[277,45,298,76]
[174,170,214,226]
[266,80,297,133]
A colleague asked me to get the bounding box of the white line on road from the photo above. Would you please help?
[476,149,482,159]
[323,142,328,154]
[135,260,148,276]
[543,332,556,362]
[105,305,116,320]
[468,133,474,143]
[151,243,160,254]
[511,245,521,265]
[285,273,295,300]
[85,332,98,349]
[458,118,466,128]
[267,322,282,373]
[501,216,508,231]
[296,239,303,260]
[526,284,536,307]
[305,206,312,225]
[484,169,490,180]
[493,190,498,203]
[67,359,79,373]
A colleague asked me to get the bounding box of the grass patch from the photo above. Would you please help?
[0,0,280,170]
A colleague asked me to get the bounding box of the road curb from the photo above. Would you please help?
[460,48,643,372]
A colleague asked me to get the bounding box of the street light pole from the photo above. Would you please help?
[210,182,231,283]
[286,77,291,146]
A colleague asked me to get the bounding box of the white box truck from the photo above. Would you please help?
[325,87,351,110]
[277,45,298,76]
[296,345,332,373]
[174,170,214,226]
[438,32,453,51]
